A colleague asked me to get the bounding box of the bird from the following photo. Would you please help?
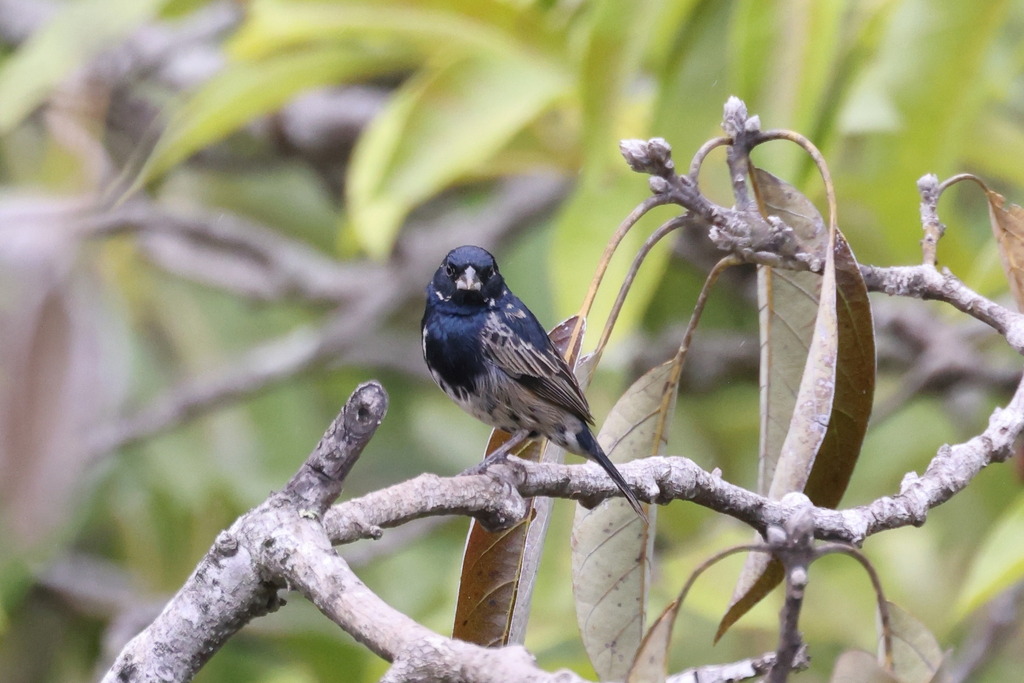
[421,244,647,522]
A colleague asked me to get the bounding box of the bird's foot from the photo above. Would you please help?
[460,451,509,476]
[459,430,530,476]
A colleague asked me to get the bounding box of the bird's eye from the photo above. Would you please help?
[479,266,493,280]
[444,263,455,277]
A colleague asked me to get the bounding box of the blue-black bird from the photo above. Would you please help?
[421,245,647,521]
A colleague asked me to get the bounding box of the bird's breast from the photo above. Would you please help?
[422,311,488,395]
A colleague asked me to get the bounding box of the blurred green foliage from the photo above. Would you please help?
[1,0,1024,681]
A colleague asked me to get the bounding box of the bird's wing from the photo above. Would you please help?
[481,305,594,424]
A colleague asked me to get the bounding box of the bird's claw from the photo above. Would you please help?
[460,452,508,476]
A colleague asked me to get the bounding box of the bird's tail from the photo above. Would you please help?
[577,429,649,524]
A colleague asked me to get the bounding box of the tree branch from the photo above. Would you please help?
[82,198,363,304]
[101,381,387,682]
[861,264,1024,352]
[84,174,570,459]
[321,370,1024,548]
[102,380,794,683]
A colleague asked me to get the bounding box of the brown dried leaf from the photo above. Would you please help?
[626,596,678,683]
[805,233,874,508]
[830,650,900,683]
[0,207,111,550]
[757,266,821,490]
[985,189,1024,311]
[627,543,759,683]
[452,316,586,646]
[719,169,875,639]
[752,167,831,491]
[619,257,739,682]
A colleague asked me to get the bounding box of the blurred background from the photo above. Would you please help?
[1,0,1023,681]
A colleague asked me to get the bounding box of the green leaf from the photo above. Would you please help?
[571,361,672,680]
[836,0,1011,265]
[229,0,561,62]
[346,52,568,258]
[134,45,406,187]
[884,601,946,683]
[830,650,900,683]
[729,0,848,180]
[576,0,659,161]
[955,492,1024,618]
[0,0,168,133]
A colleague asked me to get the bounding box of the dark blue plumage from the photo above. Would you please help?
[421,245,646,521]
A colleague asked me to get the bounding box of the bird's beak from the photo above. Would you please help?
[455,266,482,291]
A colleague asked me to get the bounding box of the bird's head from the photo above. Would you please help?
[431,245,505,305]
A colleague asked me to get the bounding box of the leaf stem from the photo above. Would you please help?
[568,194,673,360]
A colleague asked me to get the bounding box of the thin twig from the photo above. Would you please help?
[917,174,943,266]
[820,545,894,669]
[568,193,675,356]
[687,135,732,179]
[591,214,689,360]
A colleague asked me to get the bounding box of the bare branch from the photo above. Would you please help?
[101,382,387,682]
[722,96,757,211]
[85,316,350,460]
[917,174,943,266]
[101,381,783,683]
[668,649,808,683]
[82,199,363,304]
[85,175,570,459]
[765,506,815,682]
[861,264,1024,352]
[321,371,1024,548]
